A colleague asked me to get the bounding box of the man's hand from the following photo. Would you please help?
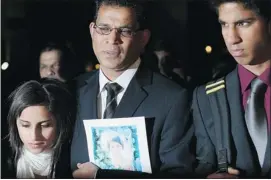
[72,162,99,179]
[207,167,240,179]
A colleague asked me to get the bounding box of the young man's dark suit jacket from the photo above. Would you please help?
[70,64,194,178]
[192,67,270,178]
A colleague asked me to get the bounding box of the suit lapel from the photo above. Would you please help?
[226,68,260,174]
[113,66,151,118]
[79,71,99,120]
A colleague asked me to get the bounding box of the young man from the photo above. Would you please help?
[71,0,194,178]
[193,0,271,178]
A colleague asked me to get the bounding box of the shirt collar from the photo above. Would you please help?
[238,64,271,94]
[259,67,271,87]
[99,58,141,93]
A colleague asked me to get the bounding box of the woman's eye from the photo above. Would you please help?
[21,124,30,128]
[41,123,51,128]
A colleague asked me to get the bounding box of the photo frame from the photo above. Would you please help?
[83,116,152,173]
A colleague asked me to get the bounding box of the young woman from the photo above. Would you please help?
[2,78,76,178]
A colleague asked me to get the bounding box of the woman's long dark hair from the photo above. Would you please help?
[7,78,76,178]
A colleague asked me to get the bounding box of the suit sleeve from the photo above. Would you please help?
[158,88,195,177]
[192,87,217,177]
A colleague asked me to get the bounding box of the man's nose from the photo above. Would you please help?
[46,68,55,76]
[107,29,122,44]
[224,27,242,45]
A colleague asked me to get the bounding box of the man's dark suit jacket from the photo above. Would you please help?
[192,67,271,178]
[70,65,194,178]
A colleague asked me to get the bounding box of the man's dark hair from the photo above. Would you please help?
[93,0,150,29]
[209,0,271,22]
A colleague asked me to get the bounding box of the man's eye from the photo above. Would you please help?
[237,21,250,26]
[121,29,133,35]
[220,22,228,28]
[122,29,132,33]
[53,64,60,69]
[40,66,46,69]
[99,27,110,31]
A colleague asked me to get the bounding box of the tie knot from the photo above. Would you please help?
[104,82,123,95]
[250,78,267,94]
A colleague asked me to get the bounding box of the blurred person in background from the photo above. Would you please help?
[153,40,190,88]
[39,42,83,82]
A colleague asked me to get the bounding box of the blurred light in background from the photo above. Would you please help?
[205,45,212,54]
[1,62,9,70]
[95,64,100,69]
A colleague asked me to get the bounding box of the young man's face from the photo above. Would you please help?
[218,2,271,65]
[89,5,150,74]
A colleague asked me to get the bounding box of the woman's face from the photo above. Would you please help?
[16,106,56,154]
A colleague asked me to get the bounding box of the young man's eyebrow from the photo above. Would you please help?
[218,17,256,24]
[235,17,256,23]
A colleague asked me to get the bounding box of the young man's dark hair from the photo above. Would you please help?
[209,0,271,22]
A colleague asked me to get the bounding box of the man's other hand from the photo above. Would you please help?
[207,167,240,178]
[72,162,99,179]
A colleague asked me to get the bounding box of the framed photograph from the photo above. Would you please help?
[83,116,152,173]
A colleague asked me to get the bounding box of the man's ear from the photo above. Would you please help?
[140,29,151,47]
[89,22,95,38]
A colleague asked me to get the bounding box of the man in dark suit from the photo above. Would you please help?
[71,0,194,178]
[192,0,271,178]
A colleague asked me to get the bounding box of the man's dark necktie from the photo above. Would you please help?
[103,83,123,119]
[245,78,268,167]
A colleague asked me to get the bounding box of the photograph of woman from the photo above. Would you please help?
[1,78,76,178]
